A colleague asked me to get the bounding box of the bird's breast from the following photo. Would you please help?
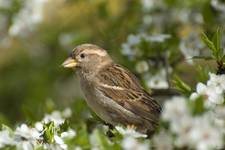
[79,78,144,127]
[79,78,114,123]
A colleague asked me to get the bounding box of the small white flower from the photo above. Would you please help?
[196,83,207,94]
[61,128,76,139]
[43,111,65,127]
[142,15,152,25]
[54,135,64,145]
[122,136,150,150]
[74,146,83,150]
[145,69,169,89]
[162,96,190,122]
[9,0,49,37]
[35,122,43,132]
[62,108,72,118]
[15,124,40,141]
[207,73,225,91]
[191,74,225,107]
[153,130,173,150]
[14,124,40,150]
[211,0,225,13]
[0,0,12,9]
[17,141,33,150]
[59,33,75,48]
[141,0,154,11]
[214,106,225,120]
[172,117,193,147]
[190,92,199,100]
[179,32,204,64]
[54,135,67,150]
[135,61,149,73]
[127,34,141,45]
[144,34,171,42]
[89,130,99,149]
[188,114,223,150]
[115,126,147,138]
[0,130,15,148]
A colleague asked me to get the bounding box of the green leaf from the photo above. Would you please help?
[59,120,69,134]
[201,29,224,61]
[192,56,214,60]
[212,28,222,53]
[222,55,225,62]
[173,76,192,95]
[1,124,13,134]
[212,28,223,60]
[43,121,55,143]
[188,96,205,115]
[74,123,90,149]
[201,32,217,58]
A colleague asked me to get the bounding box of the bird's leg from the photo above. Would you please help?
[103,122,115,138]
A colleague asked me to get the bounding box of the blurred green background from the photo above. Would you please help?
[0,0,224,126]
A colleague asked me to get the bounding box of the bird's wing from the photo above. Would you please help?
[96,64,162,125]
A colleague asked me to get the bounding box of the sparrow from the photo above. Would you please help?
[62,44,161,134]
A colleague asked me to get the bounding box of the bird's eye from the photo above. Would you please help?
[80,53,85,59]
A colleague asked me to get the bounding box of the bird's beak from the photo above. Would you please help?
[62,57,77,68]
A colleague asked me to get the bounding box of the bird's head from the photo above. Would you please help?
[62,44,112,73]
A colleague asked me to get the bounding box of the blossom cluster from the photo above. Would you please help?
[190,73,225,108]
[9,0,49,37]
[161,96,224,150]
[121,33,171,89]
[157,72,225,150]
[0,108,76,150]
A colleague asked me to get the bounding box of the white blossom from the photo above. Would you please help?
[59,33,76,48]
[0,0,12,9]
[74,146,83,150]
[190,73,225,107]
[0,129,15,148]
[211,0,225,13]
[15,124,40,141]
[62,108,72,118]
[14,124,41,150]
[54,135,67,150]
[89,130,100,150]
[127,34,141,45]
[141,0,154,11]
[122,137,150,150]
[142,15,152,25]
[179,31,205,64]
[35,122,44,132]
[9,0,49,37]
[162,96,190,122]
[162,95,224,150]
[153,130,173,150]
[172,117,193,147]
[142,34,171,42]
[17,141,33,150]
[43,111,65,127]
[207,73,225,90]
[121,33,170,58]
[188,113,223,150]
[145,69,169,89]
[61,128,76,139]
[115,126,147,138]
[135,61,149,73]
[0,108,75,150]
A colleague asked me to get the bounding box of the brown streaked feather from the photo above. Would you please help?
[96,63,162,126]
[97,64,143,91]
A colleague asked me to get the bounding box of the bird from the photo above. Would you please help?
[62,43,161,135]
